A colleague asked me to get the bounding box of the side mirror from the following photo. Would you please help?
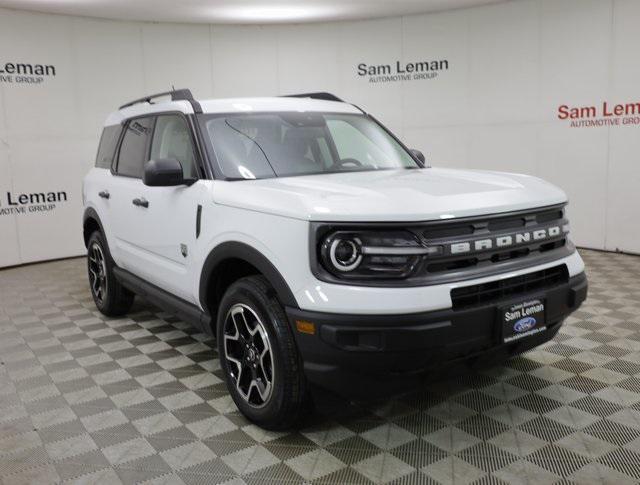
[143,158,184,187]
[410,149,426,165]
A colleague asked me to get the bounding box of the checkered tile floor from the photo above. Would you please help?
[0,249,639,484]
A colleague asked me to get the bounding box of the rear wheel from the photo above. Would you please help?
[87,231,134,316]
[217,275,307,429]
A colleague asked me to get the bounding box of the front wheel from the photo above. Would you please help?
[216,276,308,429]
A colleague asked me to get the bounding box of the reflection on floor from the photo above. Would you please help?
[0,249,639,484]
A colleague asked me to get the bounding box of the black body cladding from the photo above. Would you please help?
[287,271,587,398]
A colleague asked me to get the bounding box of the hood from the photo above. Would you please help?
[212,168,568,222]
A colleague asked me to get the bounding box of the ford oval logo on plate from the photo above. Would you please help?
[502,299,545,343]
[514,316,536,333]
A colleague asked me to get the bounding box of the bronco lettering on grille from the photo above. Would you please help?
[449,226,562,255]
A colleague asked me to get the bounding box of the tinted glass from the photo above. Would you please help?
[95,125,122,169]
[151,115,198,179]
[201,112,418,180]
[116,117,153,178]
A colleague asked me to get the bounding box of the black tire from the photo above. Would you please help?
[87,231,134,317]
[216,275,308,429]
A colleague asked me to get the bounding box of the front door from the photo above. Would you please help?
[124,114,206,303]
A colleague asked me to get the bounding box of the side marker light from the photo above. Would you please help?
[296,320,316,335]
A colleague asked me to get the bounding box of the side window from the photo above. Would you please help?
[151,115,198,179]
[116,117,154,178]
[95,125,122,169]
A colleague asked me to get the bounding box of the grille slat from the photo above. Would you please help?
[450,265,569,310]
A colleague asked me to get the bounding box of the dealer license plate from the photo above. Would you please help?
[501,298,546,343]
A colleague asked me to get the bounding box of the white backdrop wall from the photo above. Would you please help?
[1,0,639,268]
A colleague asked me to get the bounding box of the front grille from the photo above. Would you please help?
[419,205,568,275]
[450,264,569,310]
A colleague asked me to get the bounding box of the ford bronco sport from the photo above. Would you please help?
[83,89,588,429]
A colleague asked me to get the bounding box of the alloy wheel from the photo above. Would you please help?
[88,242,107,305]
[223,303,274,408]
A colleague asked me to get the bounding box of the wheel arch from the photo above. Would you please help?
[199,241,298,319]
[83,207,106,248]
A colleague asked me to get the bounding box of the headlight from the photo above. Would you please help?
[328,237,363,271]
[319,230,441,279]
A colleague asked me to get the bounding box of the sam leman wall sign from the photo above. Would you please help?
[0,190,68,216]
[357,58,449,83]
[557,100,640,128]
[0,61,56,85]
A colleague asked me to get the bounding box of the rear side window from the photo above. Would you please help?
[116,117,154,178]
[95,125,122,169]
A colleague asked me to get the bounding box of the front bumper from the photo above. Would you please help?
[286,272,588,398]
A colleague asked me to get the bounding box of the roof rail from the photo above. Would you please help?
[119,88,202,113]
[283,92,344,103]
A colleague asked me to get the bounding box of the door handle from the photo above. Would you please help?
[98,190,110,199]
[132,197,149,208]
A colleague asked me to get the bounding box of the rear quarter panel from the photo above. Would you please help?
[83,168,119,262]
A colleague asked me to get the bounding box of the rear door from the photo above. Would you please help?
[109,116,155,273]
[85,124,123,251]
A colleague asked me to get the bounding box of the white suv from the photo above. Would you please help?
[83,89,587,428]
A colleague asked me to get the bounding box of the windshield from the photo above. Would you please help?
[199,112,419,179]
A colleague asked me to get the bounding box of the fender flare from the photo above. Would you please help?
[82,207,106,248]
[199,241,298,313]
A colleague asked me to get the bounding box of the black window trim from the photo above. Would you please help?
[110,124,126,173]
[150,112,205,180]
[187,113,213,180]
[111,110,210,181]
[112,114,156,180]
